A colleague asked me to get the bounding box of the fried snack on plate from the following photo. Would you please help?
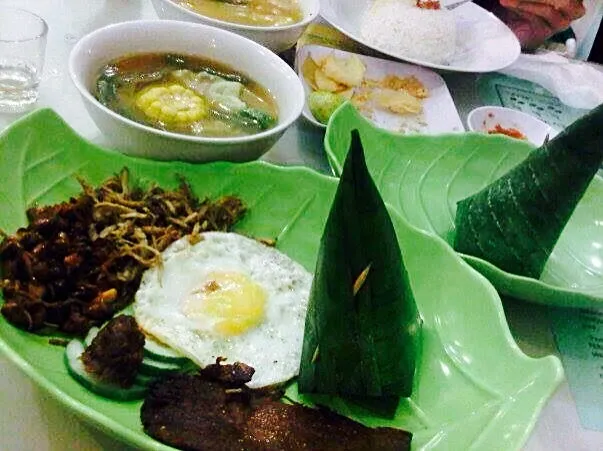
[314,68,345,92]
[302,54,367,94]
[382,75,429,98]
[373,88,423,115]
[301,55,319,90]
[320,54,366,88]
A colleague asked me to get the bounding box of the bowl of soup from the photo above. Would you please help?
[69,20,305,162]
[150,0,319,53]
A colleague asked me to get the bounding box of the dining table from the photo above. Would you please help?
[1,0,603,450]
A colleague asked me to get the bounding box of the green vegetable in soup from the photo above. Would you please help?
[166,53,246,84]
[238,108,276,130]
[202,66,247,84]
[96,66,119,105]
[165,53,187,68]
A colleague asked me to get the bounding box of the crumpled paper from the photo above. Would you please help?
[500,51,603,110]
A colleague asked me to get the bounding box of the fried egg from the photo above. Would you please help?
[134,232,312,388]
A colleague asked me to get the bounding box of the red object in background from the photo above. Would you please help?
[488,123,527,140]
[416,0,441,9]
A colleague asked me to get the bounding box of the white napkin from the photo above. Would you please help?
[500,51,603,110]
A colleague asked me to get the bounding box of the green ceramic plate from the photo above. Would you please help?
[325,102,603,309]
[0,109,562,451]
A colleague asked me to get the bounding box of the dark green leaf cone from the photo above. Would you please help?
[454,103,603,278]
[298,130,421,398]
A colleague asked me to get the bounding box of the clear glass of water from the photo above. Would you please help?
[0,8,48,113]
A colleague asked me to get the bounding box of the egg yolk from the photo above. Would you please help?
[182,271,266,336]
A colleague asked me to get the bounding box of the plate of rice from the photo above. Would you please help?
[319,0,521,73]
[295,45,464,133]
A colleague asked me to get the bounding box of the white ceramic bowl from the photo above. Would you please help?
[467,106,556,146]
[150,0,320,53]
[69,20,305,162]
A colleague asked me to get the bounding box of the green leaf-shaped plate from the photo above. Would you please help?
[0,109,562,450]
[325,102,603,309]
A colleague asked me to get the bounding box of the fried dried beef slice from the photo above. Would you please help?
[244,401,412,450]
[81,315,145,387]
[141,369,412,451]
[200,357,256,387]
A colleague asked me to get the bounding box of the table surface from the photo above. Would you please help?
[1,1,602,450]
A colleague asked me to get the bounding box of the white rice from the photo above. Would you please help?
[360,0,457,66]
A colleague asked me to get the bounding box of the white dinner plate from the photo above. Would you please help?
[319,0,521,73]
[295,45,465,133]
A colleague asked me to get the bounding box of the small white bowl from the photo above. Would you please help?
[467,106,555,146]
[150,0,320,53]
[69,20,305,162]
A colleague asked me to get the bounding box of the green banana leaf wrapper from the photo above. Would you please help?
[298,130,421,398]
[454,103,603,279]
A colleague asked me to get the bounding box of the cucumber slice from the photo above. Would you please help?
[84,327,99,347]
[117,305,135,316]
[143,334,188,364]
[135,371,157,387]
[139,356,184,377]
[64,339,147,401]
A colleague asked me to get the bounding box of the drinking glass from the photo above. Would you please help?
[0,8,48,113]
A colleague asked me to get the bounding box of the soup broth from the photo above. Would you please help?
[179,0,303,27]
[94,53,278,138]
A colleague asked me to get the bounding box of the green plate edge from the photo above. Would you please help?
[0,108,563,451]
[325,102,603,309]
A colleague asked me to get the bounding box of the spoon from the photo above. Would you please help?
[445,0,472,10]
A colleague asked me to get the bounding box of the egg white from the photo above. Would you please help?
[133,232,312,388]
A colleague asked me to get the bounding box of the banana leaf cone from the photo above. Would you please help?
[298,130,421,398]
[454,103,603,279]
